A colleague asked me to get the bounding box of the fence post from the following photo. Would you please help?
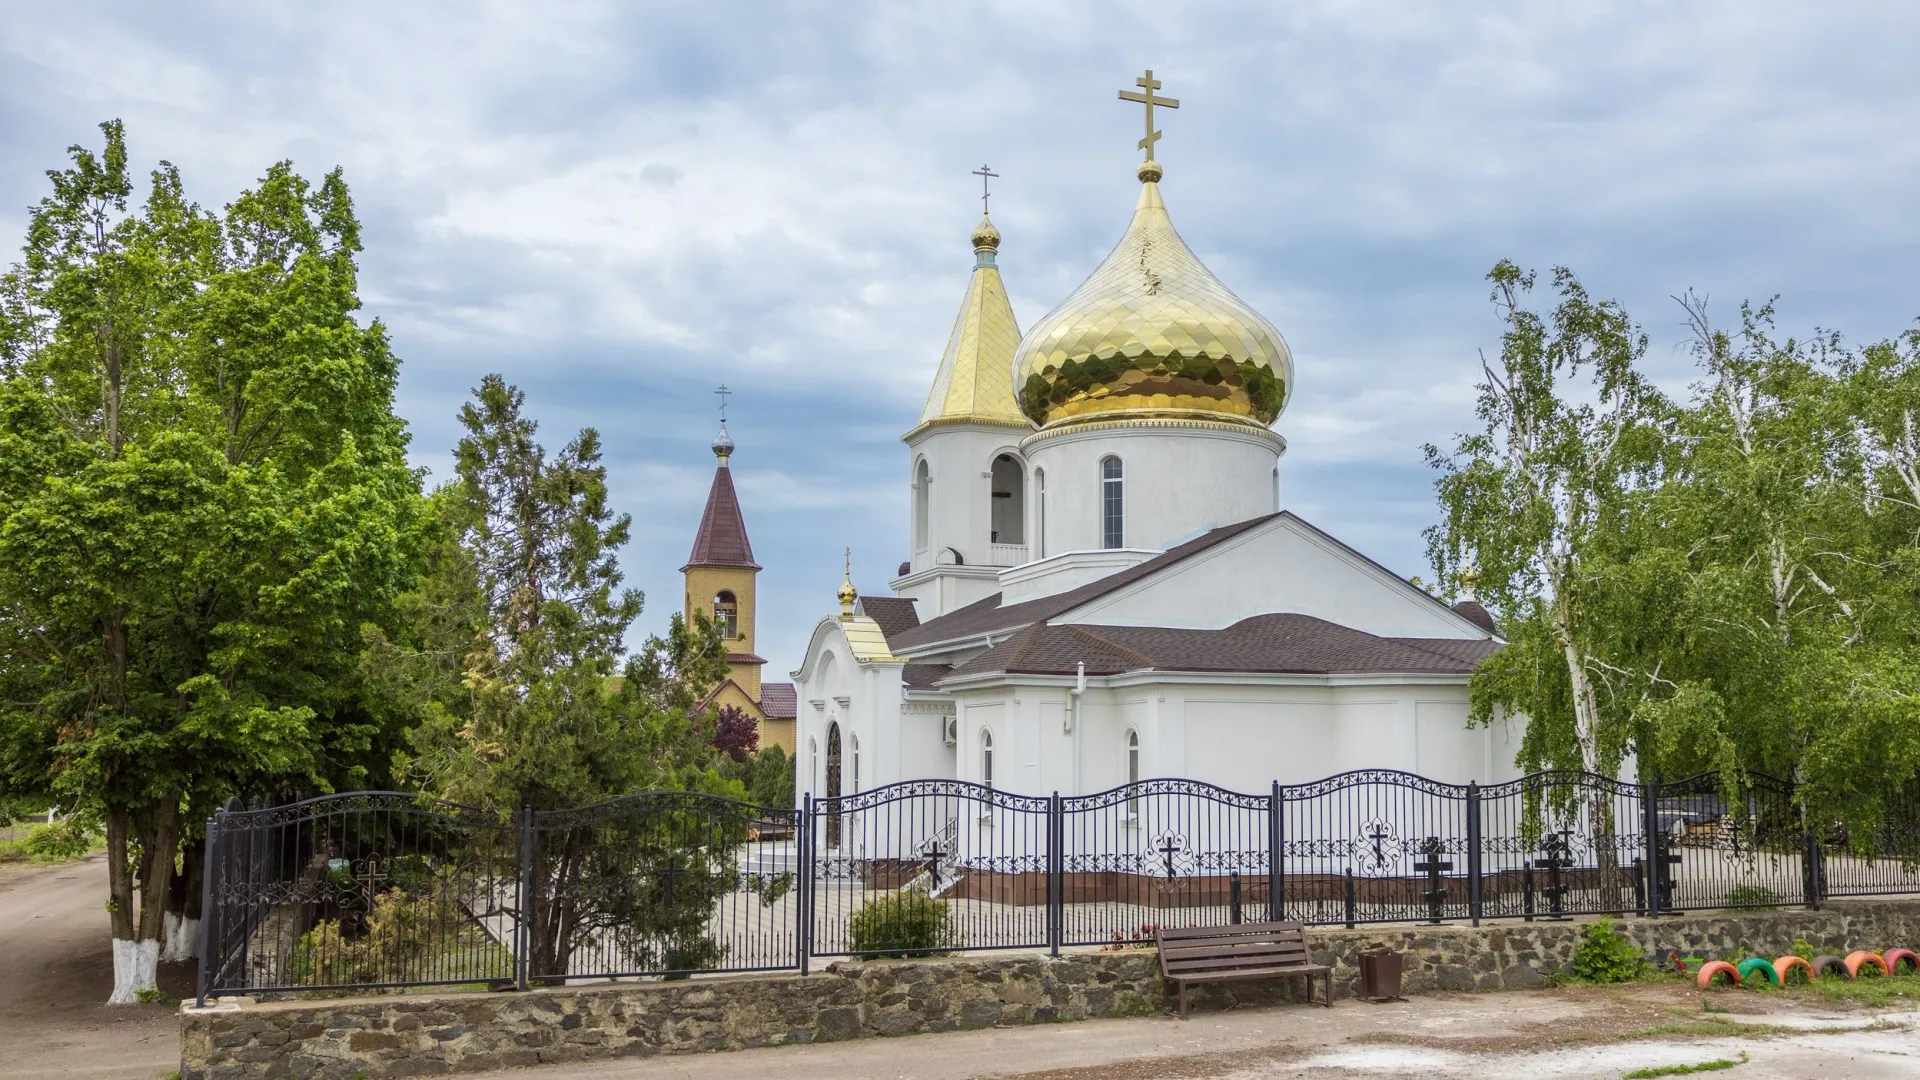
[193,809,221,1007]
[1802,815,1823,911]
[798,794,813,976]
[1642,777,1662,918]
[1268,781,1284,923]
[515,806,534,991]
[1047,792,1062,957]
[1343,869,1356,929]
[1466,781,1483,928]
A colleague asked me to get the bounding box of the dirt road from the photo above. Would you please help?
[0,856,186,1080]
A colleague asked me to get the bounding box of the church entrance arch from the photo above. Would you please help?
[825,720,843,848]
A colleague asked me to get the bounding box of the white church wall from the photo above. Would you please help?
[897,704,957,784]
[1066,515,1489,640]
[1332,696,1411,775]
[1022,422,1284,556]
[904,425,1032,578]
[1414,699,1481,784]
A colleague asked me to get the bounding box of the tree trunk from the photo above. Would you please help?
[106,797,180,1004]
[162,836,204,963]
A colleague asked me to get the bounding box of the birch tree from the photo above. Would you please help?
[1425,261,1664,778]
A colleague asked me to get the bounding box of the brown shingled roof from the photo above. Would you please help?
[857,595,921,641]
[683,463,759,570]
[886,514,1280,651]
[901,663,950,690]
[758,682,797,719]
[941,614,1499,682]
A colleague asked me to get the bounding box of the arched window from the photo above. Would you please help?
[980,729,994,789]
[913,459,931,554]
[1100,456,1124,549]
[713,590,738,638]
[1034,468,1046,559]
[850,733,861,794]
[990,453,1024,549]
[1272,464,1281,512]
[1125,729,1141,812]
[808,737,819,796]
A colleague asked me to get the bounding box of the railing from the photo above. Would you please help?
[197,769,1920,1002]
[987,542,1028,566]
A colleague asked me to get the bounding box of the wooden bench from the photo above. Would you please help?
[1155,920,1332,1018]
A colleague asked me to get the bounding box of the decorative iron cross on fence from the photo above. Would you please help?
[1534,829,1574,919]
[918,837,948,890]
[1413,836,1451,924]
[1155,833,1186,881]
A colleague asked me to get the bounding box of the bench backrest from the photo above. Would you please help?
[1156,920,1313,976]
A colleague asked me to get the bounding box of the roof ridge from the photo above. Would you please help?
[1060,624,1155,670]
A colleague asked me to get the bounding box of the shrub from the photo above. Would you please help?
[1723,884,1782,910]
[1571,916,1649,983]
[291,888,458,986]
[848,889,951,958]
[23,820,95,861]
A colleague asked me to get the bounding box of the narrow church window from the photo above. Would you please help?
[1126,729,1141,813]
[1272,464,1280,512]
[850,734,861,794]
[989,453,1023,548]
[1101,456,1124,549]
[713,590,738,638]
[1034,468,1046,559]
[980,729,994,789]
[913,459,931,554]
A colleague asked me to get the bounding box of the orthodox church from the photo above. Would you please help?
[788,77,1521,803]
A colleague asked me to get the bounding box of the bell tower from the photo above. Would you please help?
[681,400,795,750]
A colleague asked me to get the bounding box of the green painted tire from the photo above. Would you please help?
[1737,957,1780,985]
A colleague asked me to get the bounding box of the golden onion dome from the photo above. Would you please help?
[1013,163,1293,429]
[970,214,1001,253]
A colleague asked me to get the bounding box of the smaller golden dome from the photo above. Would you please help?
[971,215,1001,253]
[837,549,858,619]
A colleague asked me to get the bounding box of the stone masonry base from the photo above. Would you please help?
[181,900,1920,1079]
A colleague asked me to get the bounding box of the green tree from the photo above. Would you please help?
[1425,261,1665,778]
[0,122,424,1001]
[384,375,741,978]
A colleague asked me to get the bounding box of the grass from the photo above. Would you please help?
[1792,971,1920,1007]
[1622,1052,1748,1078]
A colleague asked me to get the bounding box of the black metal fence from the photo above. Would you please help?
[197,769,1920,1002]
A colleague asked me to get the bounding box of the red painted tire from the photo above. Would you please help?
[1810,954,1850,979]
[1697,960,1742,988]
[1845,950,1888,978]
[1773,956,1814,985]
[1883,949,1918,975]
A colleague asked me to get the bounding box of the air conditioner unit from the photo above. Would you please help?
[942,715,958,747]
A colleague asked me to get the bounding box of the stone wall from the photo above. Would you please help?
[182,900,1920,1080]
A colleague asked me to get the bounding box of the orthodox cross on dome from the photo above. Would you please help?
[971,164,999,214]
[714,384,732,422]
[1117,69,1179,162]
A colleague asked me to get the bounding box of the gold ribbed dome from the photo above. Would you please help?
[1013,167,1293,429]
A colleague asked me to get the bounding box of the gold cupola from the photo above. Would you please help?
[908,212,1028,437]
[1012,161,1294,430]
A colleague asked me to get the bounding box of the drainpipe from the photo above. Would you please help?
[1067,661,1086,794]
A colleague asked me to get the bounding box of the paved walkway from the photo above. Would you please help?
[469,988,1919,1080]
[0,856,188,1080]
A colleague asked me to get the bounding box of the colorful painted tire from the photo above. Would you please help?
[1773,956,1815,984]
[1738,957,1780,985]
[1845,950,1888,978]
[1883,949,1918,975]
[1810,955,1850,979]
[1697,960,1742,988]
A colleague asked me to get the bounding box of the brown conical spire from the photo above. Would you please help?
[683,437,760,571]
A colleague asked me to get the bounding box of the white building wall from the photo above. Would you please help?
[1021,421,1284,556]
[1065,515,1491,640]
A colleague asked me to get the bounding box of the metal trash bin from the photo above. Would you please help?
[1358,945,1406,1003]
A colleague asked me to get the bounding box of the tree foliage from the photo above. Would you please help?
[377,375,744,976]
[1430,261,1920,833]
[0,121,424,998]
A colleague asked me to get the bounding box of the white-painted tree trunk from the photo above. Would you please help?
[160,913,200,962]
[107,938,159,1005]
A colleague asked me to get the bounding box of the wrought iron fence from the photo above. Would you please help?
[197,769,1920,1002]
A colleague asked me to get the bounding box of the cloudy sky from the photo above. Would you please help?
[5,2,1918,676]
